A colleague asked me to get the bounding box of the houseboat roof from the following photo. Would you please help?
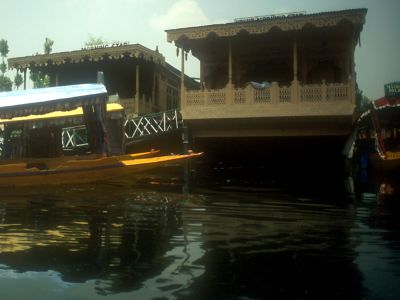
[373,96,400,110]
[0,84,107,119]
[0,103,123,124]
[166,8,367,45]
[8,43,165,71]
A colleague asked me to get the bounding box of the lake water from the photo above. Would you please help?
[0,177,399,300]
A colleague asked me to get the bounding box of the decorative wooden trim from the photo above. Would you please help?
[166,9,367,44]
[8,44,165,70]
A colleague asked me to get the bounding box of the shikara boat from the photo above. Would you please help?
[348,81,400,171]
[0,84,201,187]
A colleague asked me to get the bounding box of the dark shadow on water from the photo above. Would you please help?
[0,136,399,299]
[193,136,352,203]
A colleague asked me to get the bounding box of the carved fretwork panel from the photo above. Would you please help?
[167,9,367,45]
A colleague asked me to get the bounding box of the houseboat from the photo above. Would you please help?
[352,81,400,172]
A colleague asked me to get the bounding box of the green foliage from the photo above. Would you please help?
[0,62,6,74]
[30,70,50,88]
[27,37,55,88]
[44,37,54,55]
[0,38,12,91]
[14,73,23,90]
[85,34,107,47]
[0,39,9,58]
[0,74,12,91]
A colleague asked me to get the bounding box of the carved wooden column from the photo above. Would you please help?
[226,39,233,104]
[152,66,156,105]
[55,73,59,86]
[23,69,27,90]
[180,47,186,110]
[291,35,300,103]
[293,36,298,82]
[200,59,204,89]
[228,39,233,86]
[349,34,356,104]
[135,64,140,114]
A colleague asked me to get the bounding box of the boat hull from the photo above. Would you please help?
[0,151,201,187]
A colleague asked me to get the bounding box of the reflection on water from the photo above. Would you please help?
[0,181,399,299]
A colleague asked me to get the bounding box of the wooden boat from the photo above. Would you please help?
[0,151,201,187]
[0,84,202,186]
[348,81,400,172]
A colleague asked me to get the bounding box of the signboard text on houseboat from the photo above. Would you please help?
[384,81,400,98]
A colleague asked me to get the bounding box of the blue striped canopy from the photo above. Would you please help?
[0,84,107,119]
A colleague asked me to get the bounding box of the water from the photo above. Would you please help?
[0,181,399,300]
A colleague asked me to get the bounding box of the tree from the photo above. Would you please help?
[0,75,12,92]
[0,61,6,74]
[85,34,107,47]
[30,37,54,88]
[44,37,54,55]
[0,38,12,91]
[0,39,9,58]
[30,70,50,88]
[14,72,23,90]
[355,83,371,112]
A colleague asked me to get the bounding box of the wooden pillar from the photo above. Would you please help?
[350,48,355,80]
[293,36,298,82]
[152,66,156,105]
[349,34,356,104]
[135,64,140,114]
[180,47,185,110]
[200,59,204,89]
[55,73,59,86]
[292,35,300,103]
[23,69,27,90]
[226,39,234,104]
[228,39,232,86]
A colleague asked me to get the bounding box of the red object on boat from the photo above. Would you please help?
[373,96,400,109]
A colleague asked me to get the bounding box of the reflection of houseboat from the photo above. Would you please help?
[0,84,201,187]
[350,81,400,172]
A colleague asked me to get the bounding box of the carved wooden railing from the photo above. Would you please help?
[185,82,350,107]
[186,89,226,106]
[326,83,349,101]
[279,86,291,103]
[254,87,272,103]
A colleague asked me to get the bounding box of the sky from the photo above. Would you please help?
[0,0,399,99]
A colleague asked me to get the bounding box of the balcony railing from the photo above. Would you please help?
[183,81,353,119]
[186,82,350,106]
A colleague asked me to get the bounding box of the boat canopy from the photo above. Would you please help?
[0,103,123,124]
[0,84,107,119]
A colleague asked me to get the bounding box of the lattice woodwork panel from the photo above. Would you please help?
[301,85,322,102]
[254,88,271,103]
